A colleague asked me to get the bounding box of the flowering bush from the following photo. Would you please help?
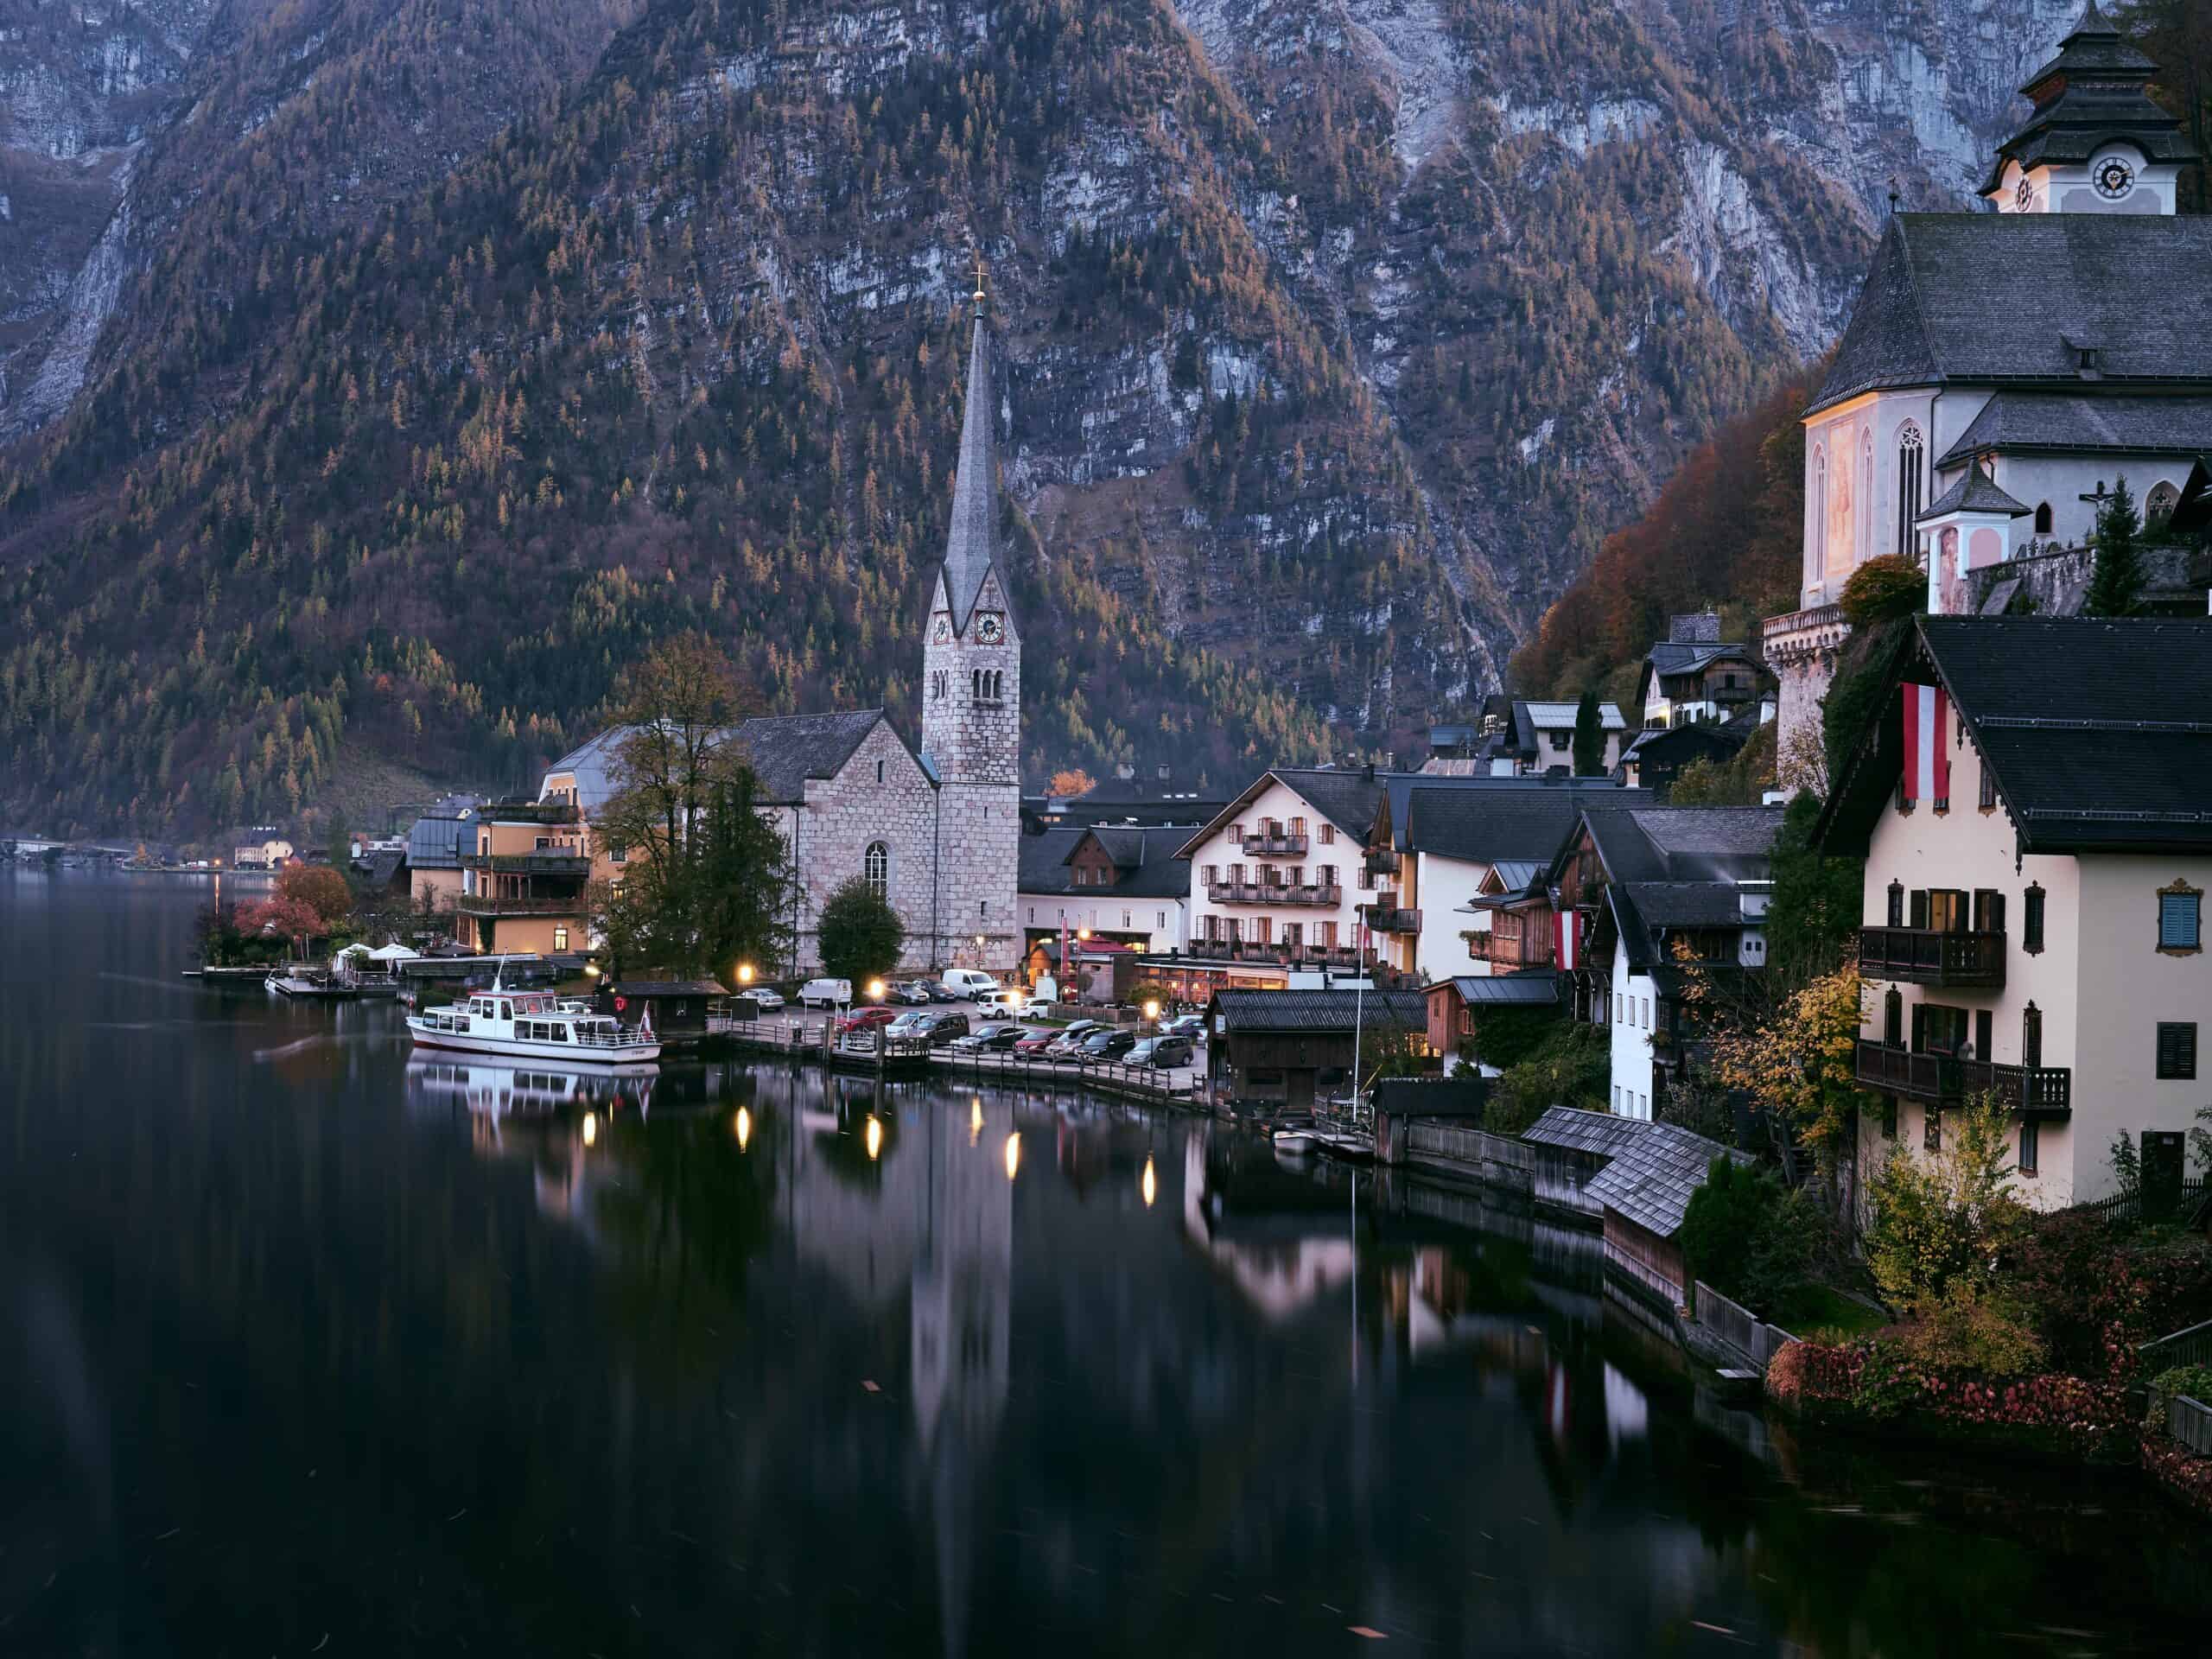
[2140,1433,2212,1515]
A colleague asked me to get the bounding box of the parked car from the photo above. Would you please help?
[1012,1027,1059,1057]
[886,1010,933,1039]
[836,1006,899,1035]
[1128,1035,1193,1069]
[737,988,785,1012]
[1044,1020,1104,1058]
[1162,1014,1206,1040]
[798,976,853,1008]
[893,980,936,1006]
[1077,1029,1138,1064]
[951,1021,1020,1052]
[918,1013,969,1046]
[940,969,1000,1001]
[978,987,1027,1014]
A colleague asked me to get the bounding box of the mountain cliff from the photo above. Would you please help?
[0,0,2088,835]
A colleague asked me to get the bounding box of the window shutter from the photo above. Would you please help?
[1910,1002,1927,1054]
[2157,1022,2198,1081]
[2159,892,2201,950]
[1910,890,1929,930]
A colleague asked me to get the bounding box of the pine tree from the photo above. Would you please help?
[2082,474,2146,617]
[1572,690,1606,776]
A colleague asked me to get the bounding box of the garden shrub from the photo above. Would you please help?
[1838,553,1925,630]
[1487,1023,1607,1136]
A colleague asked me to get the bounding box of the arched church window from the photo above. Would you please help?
[971,669,982,702]
[2147,480,2181,523]
[1894,423,1923,556]
[2034,501,2053,536]
[1809,448,1827,585]
[864,841,889,899]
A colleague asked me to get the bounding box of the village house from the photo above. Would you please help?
[1365,778,1649,982]
[1816,614,2212,1209]
[1764,3,2212,759]
[1017,823,1193,960]
[532,283,1022,975]
[1615,713,1762,798]
[404,793,483,917]
[1422,971,1562,1069]
[451,798,595,957]
[1206,988,1429,1113]
[231,836,295,870]
[1176,767,1389,978]
[1633,613,1772,730]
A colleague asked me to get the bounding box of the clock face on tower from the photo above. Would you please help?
[931,616,952,645]
[2015,175,2034,212]
[976,613,1005,645]
[2093,156,2135,200]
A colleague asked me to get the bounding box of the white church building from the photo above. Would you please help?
[542,280,1023,976]
[1764,1,2212,763]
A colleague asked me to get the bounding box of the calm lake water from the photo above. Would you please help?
[4,871,2209,1656]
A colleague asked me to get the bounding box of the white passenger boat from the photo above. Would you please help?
[406,985,660,1064]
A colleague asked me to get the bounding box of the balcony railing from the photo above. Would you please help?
[455,891,589,918]
[1364,849,1401,878]
[461,851,592,875]
[1241,831,1308,856]
[480,800,584,826]
[1191,941,1368,968]
[1853,1040,2072,1119]
[1858,926,2006,988]
[1206,880,1343,907]
[1363,904,1421,934]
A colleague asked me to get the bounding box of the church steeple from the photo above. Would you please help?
[1986,1,2198,213]
[938,262,1007,638]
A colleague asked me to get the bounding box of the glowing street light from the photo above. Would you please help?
[1003,1130,1021,1182]
[737,963,756,986]
[867,978,887,1002]
[735,1106,752,1151]
[1142,998,1160,1025]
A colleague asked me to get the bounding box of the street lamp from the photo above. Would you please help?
[1142,998,1160,1027]
[737,962,755,986]
[867,978,886,1003]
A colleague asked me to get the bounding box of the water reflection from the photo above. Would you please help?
[6,874,2211,1656]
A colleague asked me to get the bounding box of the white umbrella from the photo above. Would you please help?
[368,942,422,962]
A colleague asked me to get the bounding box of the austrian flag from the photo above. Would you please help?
[1900,683,1950,809]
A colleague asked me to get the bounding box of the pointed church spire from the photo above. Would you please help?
[939,257,999,632]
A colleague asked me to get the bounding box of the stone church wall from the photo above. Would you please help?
[785,721,944,976]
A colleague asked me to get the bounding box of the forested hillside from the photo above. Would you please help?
[0,0,2121,836]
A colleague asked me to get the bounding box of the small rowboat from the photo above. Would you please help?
[1272,1128,1319,1156]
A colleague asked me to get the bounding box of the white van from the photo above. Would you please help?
[798,976,853,1008]
[939,969,1000,1001]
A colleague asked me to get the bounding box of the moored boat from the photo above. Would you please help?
[406,986,660,1065]
[1272,1128,1319,1156]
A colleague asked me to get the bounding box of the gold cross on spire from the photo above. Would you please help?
[971,246,987,313]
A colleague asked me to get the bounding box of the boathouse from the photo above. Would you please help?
[1581,1121,1751,1307]
[593,978,730,1049]
[1205,989,1429,1111]
[1521,1106,1651,1220]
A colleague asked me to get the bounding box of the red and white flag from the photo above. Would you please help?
[1900,683,1950,807]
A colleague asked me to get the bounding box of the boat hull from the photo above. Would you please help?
[406,1023,661,1065]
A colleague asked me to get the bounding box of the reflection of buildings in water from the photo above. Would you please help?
[1181,1130,1357,1319]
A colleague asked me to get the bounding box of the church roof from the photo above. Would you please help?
[1936,391,2212,467]
[1016,824,1191,899]
[940,304,1004,633]
[1986,3,2196,194]
[735,709,899,804]
[1917,467,2032,521]
[1809,214,2212,415]
[1816,616,2212,857]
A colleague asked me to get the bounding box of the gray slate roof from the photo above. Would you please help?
[1577,805,1786,887]
[1810,213,2212,416]
[542,728,633,814]
[1209,989,1427,1034]
[1522,1105,1649,1160]
[1643,640,1756,677]
[736,709,895,804]
[1584,1122,1752,1239]
[1178,768,1389,857]
[1440,972,1561,1007]
[1017,824,1192,899]
[1919,467,2032,522]
[1936,391,2212,469]
[939,306,1005,632]
[404,799,482,870]
[1819,616,2212,855]
[1987,3,2196,193]
[1402,783,1650,862]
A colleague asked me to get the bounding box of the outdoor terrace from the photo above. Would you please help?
[1857,925,2006,989]
[1853,1040,2072,1118]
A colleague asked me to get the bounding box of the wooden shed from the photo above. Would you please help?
[594,978,730,1050]
[1206,989,1428,1111]
[1581,1121,1751,1307]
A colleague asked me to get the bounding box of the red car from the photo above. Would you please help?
[1011,1027,1058,1057]
[836,1006,899,1035]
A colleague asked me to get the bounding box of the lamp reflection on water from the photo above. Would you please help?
[865,1114,883,1161]
[969,1096,983,1145]
[582,1111,598,1147]
[1003,1130,1021,1181]
[734,1106,752,1151]
[1141,1155,1156,1209]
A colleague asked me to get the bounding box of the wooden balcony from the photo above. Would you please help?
[1853,1040,2072,1119]
[1364,849,1401,879]
[461,851,592,875]
[1206,880,1342,907]
[1363,905,1421,934]
[455,889,589,918]
[1241,830,1308,856]
[1192,942,1368,968]
[1857,926,2006,988]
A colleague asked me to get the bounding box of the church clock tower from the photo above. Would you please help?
[919,264,1021,969]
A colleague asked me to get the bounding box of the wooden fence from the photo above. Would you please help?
[2171,1395,2212,1459]
[1405,1122,1533,1192]
[1692,1280,1799,1370]
[2140,1316,2212,1376]
[2063,1178,2208,1230]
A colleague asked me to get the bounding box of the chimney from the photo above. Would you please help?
[1669,610,1722,645]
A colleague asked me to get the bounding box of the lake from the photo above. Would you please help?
[3,871,2208,1656]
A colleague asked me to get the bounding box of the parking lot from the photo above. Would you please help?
[734,996,1208,1095]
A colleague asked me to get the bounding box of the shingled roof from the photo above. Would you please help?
[1401,783,1651,862]
[1810,213,2212,416]
[1918,467,2032,521]
[1817,616,2212,857]
[1017,824,1192,899]
[1208,989,1427,1034]
[1174,767,1388,859]
[1936,391,2212,470]
[1522,1105,1649,1160]
[938,302,1008,633]
[736,710,898,804]
[1438,971,1562,1007]
[1584,1122,1752,1240]
[1986,2,2198,194]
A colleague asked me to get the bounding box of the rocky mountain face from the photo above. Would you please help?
[0,0,2081,835]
